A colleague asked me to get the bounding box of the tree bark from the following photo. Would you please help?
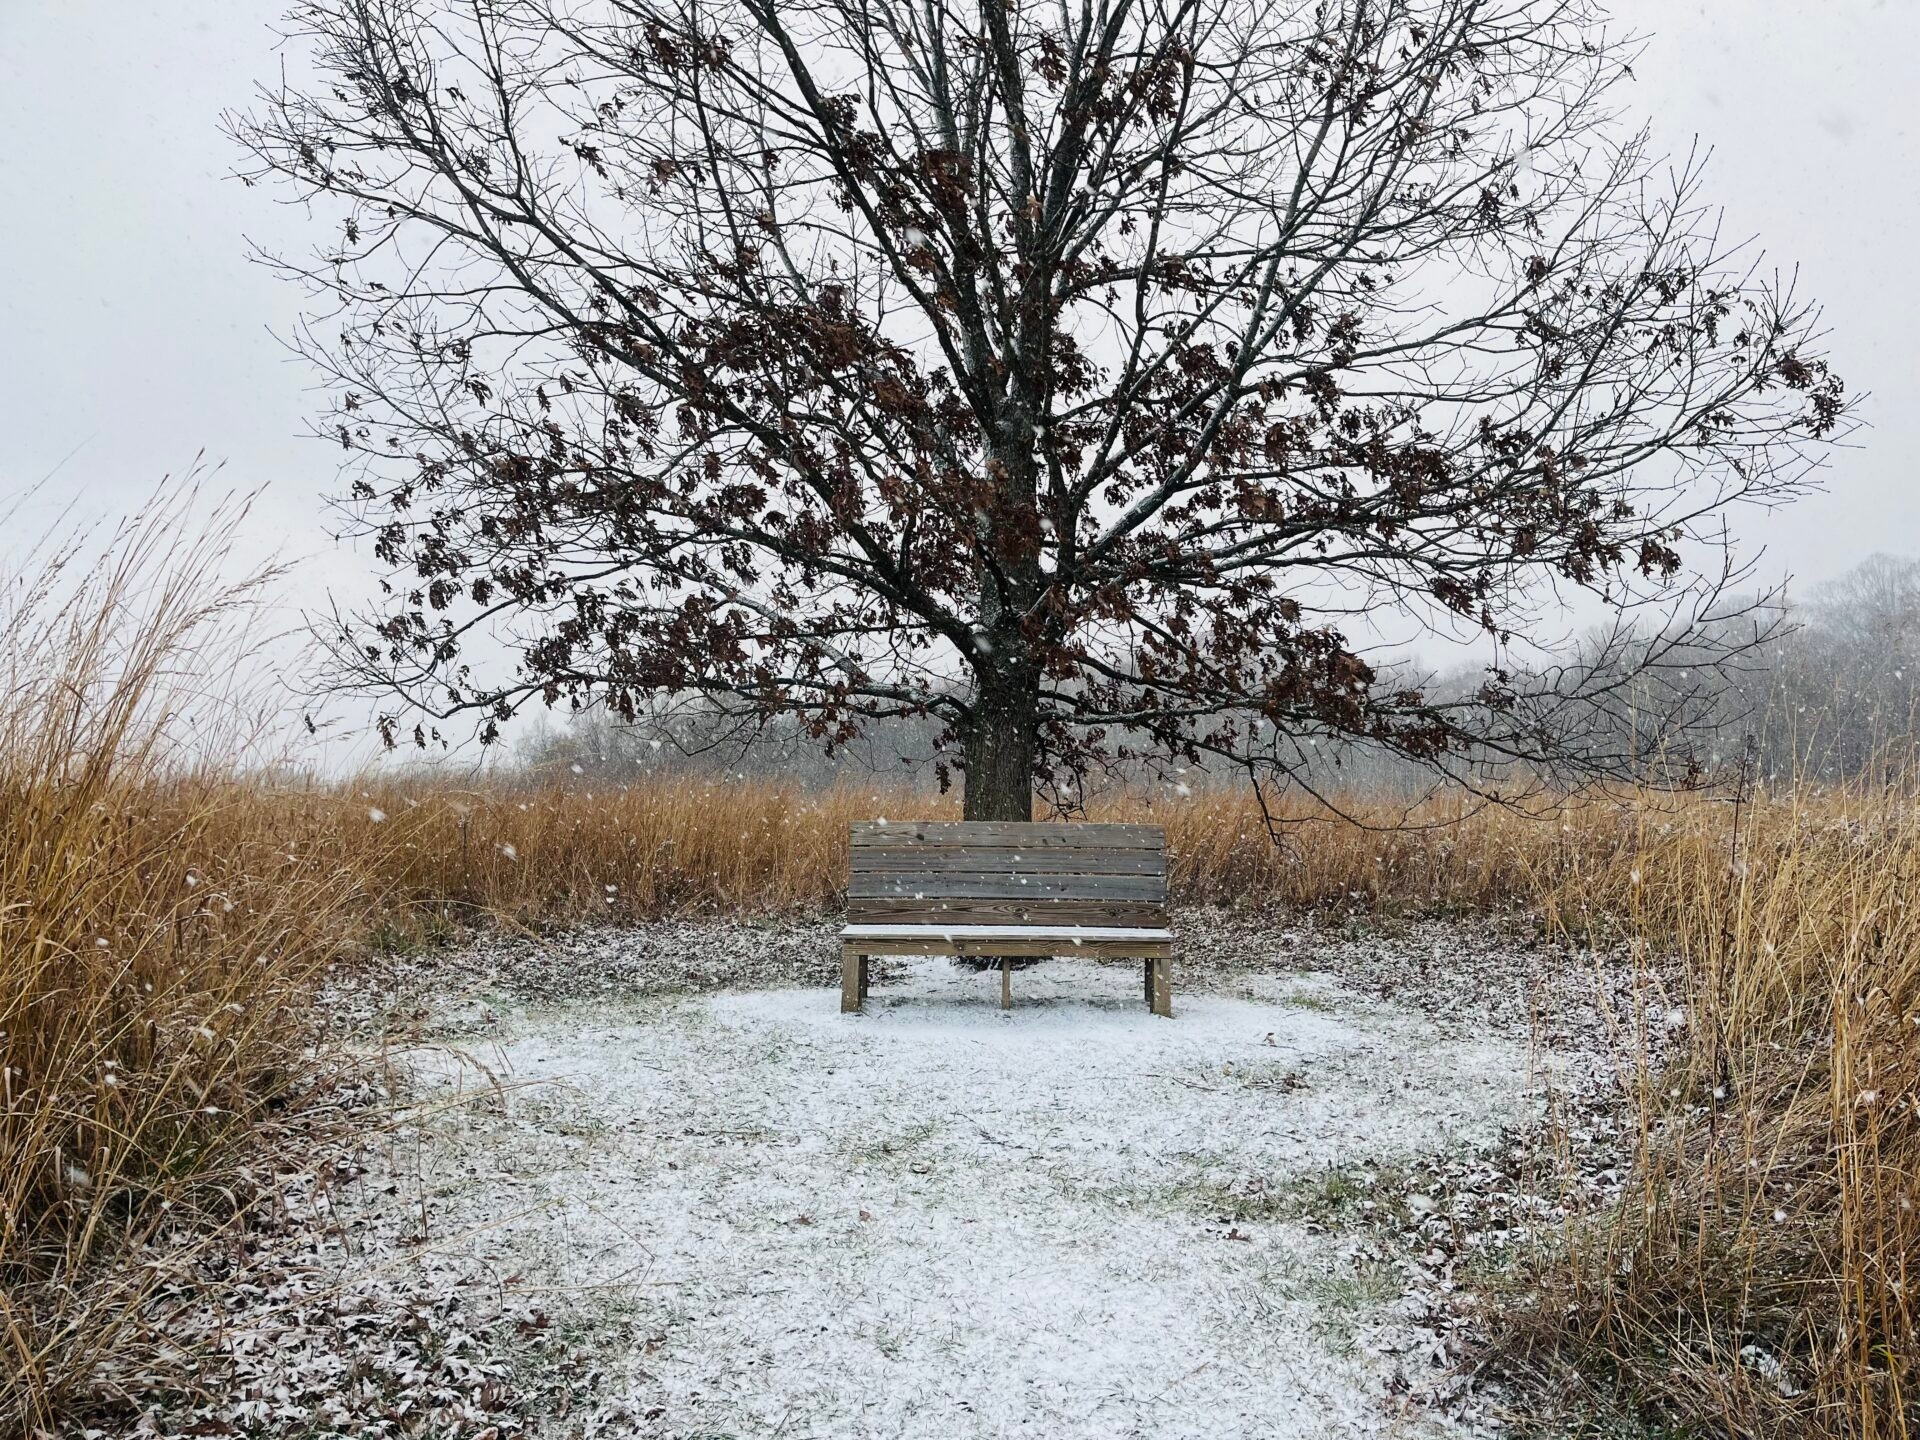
[957,665,1038,970]
[961,668,1036,821]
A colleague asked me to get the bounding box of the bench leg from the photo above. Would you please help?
[1000,956,1012,1010]
[859,954,871,1000]
[1150,956,1173,1018]
[841,947,863,1013]
[1143,958,1153,1007]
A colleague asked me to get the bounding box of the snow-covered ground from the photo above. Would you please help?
[84,918,1637,1439]
[379,951,1550,1438]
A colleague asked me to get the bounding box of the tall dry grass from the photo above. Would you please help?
[1509,783,1920,1439]
[0,491,389,1429]
[323,779,1575,928]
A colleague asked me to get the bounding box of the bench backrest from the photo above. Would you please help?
[847,821,1168,928]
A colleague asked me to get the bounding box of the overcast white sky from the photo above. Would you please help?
[0,1,1914,704]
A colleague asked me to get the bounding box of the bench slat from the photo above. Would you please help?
[842,933,1172,958]
[850,847,1167,876]
[850,821,1164,849]
[845,897,1166,927]
[843,924,1173,940]
[848,873,1167,902]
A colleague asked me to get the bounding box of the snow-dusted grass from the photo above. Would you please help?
[385,954,1545,1437]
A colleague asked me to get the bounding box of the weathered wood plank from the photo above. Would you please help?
[850,821,1164,849]
[851,848,1167,876]
[839,934,1172,958]
[840,945,862,1014]
[847,893,1164,915]
[844,897,1166,927]
[848,874,1168,902]
[1150,956,1174,1018]
[843,923,1172,940]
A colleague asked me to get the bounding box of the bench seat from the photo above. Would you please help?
[840,822,1174,1014]
[841,923,1172,953]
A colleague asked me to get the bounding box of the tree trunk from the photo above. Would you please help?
[965,411,1042,821]
[961,669,1036,821]
[956,667,1037,971]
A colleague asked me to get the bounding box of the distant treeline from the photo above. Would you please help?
[1607,552,1920,787]
[1753,553,1920,780]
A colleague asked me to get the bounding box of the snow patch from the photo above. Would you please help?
[388,954,1538,1436]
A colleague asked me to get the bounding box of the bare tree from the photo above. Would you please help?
[234,0,1847,819]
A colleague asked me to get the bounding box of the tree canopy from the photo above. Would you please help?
[236,0,1847,816]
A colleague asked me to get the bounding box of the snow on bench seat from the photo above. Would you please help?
[842,924,1174,943]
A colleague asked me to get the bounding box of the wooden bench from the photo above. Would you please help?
[839,821,1173,1016]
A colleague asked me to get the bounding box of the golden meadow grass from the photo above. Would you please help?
[1505,785,1920,1439]
[2,505,1912,1435]
[0,493,380,1427]
[337,775,1631,928]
